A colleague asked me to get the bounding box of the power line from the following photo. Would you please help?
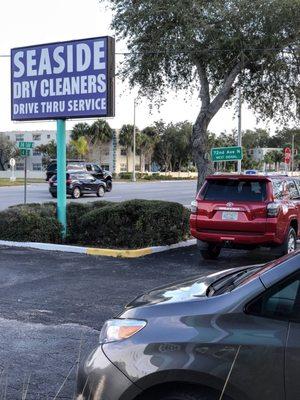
[0,47,296,58]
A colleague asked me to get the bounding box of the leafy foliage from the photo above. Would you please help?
[153,121,193,171]
[70,136,89,159]
[0,135,18,171]
[0,201,190,249]
[103,0,300,185]
[35,140,78,167]
[0,204,62,243]
[76,200,190,248]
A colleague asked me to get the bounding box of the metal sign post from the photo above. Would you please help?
[56,120,67,237]
[24,153,27,204]
[18,142,33,204]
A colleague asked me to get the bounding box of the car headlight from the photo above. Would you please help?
[99,319,147,344]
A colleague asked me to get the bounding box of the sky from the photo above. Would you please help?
[0,0,281,135]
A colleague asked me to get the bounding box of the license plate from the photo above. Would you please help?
[222,211,238,221]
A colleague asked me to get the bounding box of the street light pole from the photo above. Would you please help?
[237,85,242,174]
[132,98,137,182]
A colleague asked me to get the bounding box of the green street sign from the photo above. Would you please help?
[18,141,34,149]
[211,146,243,162]
[20,149,31,157]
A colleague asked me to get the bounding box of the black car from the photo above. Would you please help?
[49,171,106,199]
[77,251,300,400]
[46,161,112,192]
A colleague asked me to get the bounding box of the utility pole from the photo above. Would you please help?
[132,98,137,182]
[237,84,242,174]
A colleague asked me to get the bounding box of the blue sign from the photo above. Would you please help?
[11,36,115,121]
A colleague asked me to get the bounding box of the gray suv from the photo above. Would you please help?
[77,252,300,400]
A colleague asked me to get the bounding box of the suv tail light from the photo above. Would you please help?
[267,202,281,217]
[191,201,198,214]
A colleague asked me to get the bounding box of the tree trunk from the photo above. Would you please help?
[193,60,243,190]
[192,112,213,190]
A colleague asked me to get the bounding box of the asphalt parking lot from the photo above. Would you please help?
[0,180,197,211]
[0,244,278,399]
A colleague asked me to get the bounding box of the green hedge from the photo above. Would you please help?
[118,172,195,181]
[0,200,190,249]
[66,201,112,243]
[75,200,190,248]
[0,203,62,243]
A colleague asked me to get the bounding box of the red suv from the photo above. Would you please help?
[190,174,300,259]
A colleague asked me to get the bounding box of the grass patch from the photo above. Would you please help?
[0,178,45,187]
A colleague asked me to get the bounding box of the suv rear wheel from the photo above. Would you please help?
[106,179,112,192]
[72,187,81,199]
[279,226,297,255]
[200,244,222,260]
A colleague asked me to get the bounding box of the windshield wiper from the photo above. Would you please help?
[206,267,260,297]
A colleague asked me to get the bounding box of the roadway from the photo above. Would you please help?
[0,180,197,210]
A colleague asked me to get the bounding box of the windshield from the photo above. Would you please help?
[207,266,262,297]
[203,179,267,202]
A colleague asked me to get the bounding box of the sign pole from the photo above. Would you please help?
[24,154,27,204]
[56,119,67,238]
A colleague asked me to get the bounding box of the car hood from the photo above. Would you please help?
[124,266,254,310]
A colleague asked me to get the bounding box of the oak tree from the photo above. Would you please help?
[104,0,300,187]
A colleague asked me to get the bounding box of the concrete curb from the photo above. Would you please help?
[0,239,196,258]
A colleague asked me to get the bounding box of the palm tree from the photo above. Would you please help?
[70,136,89,160]
[141,126,160,171]
[89,120,113,162]
[137,132,155,172]
[71,120,113,162]
[119,124,137,171]
[71,123,91,141]
[90,120,113,143]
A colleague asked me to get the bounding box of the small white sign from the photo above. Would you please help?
[9,158,16,167]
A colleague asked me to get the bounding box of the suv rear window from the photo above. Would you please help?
[203,179,267,202]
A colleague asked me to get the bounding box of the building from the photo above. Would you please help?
[1,129,146,175]
[3,130,72,172]
[248,147,283,163]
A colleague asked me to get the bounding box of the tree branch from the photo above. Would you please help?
[209,61,243,118]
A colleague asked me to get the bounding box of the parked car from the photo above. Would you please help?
[46,160,112,192]
[49,171,106,199]
[190,174,300,259]
[77,251,300,400]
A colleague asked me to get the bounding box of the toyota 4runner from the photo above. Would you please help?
[190,174,300,259]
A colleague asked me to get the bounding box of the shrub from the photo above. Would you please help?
[1,200,190,249]
[119,172,132,180]
[67,201,113,243]
[78,199,190,249]
[0,204,62,243]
